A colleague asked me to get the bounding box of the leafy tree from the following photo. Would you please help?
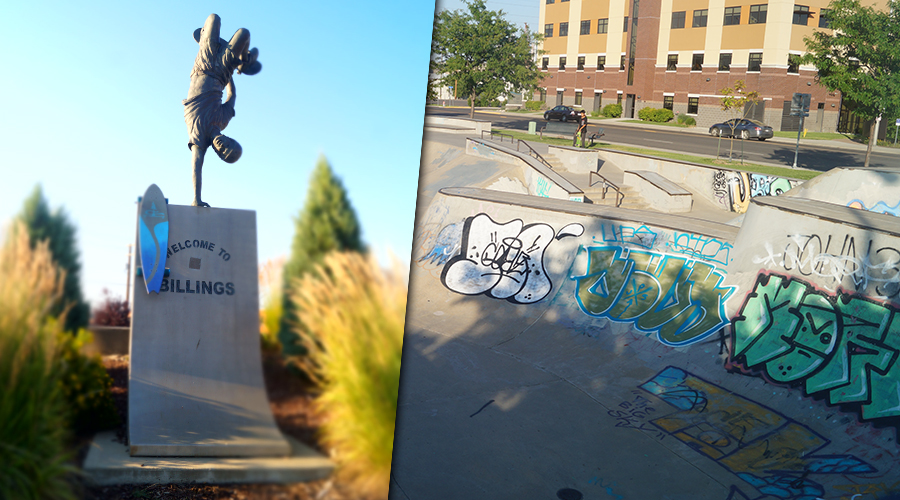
[279,156,366,362]
[431,0,543,118]
[91,289,130,327]
[803,0,900,167]
[717,80,761,162]
[15,185,90,332]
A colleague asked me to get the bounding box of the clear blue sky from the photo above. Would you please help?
[436,0,539,30]
[0,1,435,306]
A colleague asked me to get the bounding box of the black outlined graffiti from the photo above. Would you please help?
[441,213,583,304]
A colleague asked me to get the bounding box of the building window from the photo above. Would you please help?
[718,53,732,71]
[693,9,708,27]
[671,11,686,29]
[691,53,704,71]
[577,56,585,70]
[667,54,678,71]
[749,4,767,24]
[561,0,569,2]
[819,8,830,28]
[620,55,626,70]
[597,56,606,70]
[581,20,591,35]
[542,57,549,70]
[663,96,674,110]
[793,5,810,25]
[540,89,547,102]
[575,91,583,105]
[560,22,569,36]
[724,6,741,25]
[748,52,762,72]
[559,56,567,70]
[617,93,623,106]
[597,18,609,34]
[545,24,554,37]
[787,54,801,74]
[623,17,629,32]
[688,97,699,114]
[546,0,554,3]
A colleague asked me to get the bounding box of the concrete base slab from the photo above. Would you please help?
[83,431,333,485]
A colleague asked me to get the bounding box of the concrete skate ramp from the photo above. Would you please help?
[392,186,900,499]
[785,166,900,217]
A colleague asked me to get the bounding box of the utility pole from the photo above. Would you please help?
[791,93,811,168]
[125,244,133,308]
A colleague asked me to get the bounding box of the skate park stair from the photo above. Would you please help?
[623,170,692,212]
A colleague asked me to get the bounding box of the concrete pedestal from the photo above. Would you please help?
[129,205,290,457]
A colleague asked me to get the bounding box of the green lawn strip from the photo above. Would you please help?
[496,129,820,180]
[772,130,852,140]
[620,119,692,129]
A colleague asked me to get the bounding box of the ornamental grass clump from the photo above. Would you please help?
[291,251,406,499]
[0,223,76,500]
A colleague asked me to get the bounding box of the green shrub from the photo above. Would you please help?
[292,252,405,499]
[524,100,543,111]
[602,103,623,118]
[590,109,601,118]
[57,329,120,434]
[638,107,675,123]
[677,113,696,126]
[0,223,77,500]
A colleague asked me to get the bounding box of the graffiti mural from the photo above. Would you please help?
[753,233,900,300]
[641,367,875,500]
[667,232,734,266]
[441,214,583,304]
[599,224,659,250]
[712,171,798,213]
[849,199,900,217]
[418,222,462,266]
[572,246,735,346]
[731,273,900,423]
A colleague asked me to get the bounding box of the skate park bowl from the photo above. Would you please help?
[389,134,900,500]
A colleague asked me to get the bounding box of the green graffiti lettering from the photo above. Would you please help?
[573,246,734,346]
[732,273,900,422]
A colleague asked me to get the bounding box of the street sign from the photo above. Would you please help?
[790,93,811,117]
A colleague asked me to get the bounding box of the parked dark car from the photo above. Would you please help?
[709,118,774,141]
[544,105,578,122]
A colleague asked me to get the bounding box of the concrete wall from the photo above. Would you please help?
[467,138,585,203]
[786,166,900,216]
[395,185,900,499]
[598,148,802,213]
[548,145,598,174]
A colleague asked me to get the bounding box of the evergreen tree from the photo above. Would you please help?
[15,185,90,332]
[279,156,366,359]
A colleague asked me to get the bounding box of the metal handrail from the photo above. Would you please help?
[589,171,625,207]
[516,140,555,171]
[481,130,516,143]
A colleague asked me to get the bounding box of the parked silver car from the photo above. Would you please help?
[709,118,774,141]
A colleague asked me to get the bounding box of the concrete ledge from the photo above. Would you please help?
[597,148,803,213]
[425,116,491,135]
[548,145,597,174]
[624,171,692,212]
[83,431,333,485]
[439,187,738,241]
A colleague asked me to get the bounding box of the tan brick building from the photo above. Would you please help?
[536,0,881,132]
